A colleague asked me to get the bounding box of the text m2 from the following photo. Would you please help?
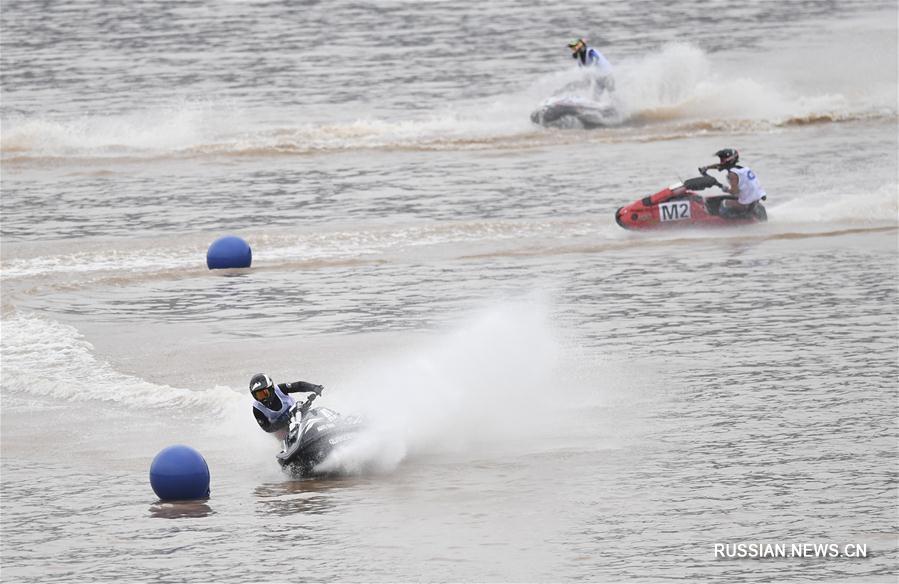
[659,200,691,222]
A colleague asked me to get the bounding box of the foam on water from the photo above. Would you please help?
[770,184,899,225]
[0,311,278,466]
[1,246,204,280]
[0,312,240,412]
[1,219,590,282]
[1,99,235,158]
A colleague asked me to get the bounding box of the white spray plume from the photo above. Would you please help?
[319,300,562,474]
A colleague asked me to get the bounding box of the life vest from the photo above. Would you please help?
[728,166,766,205]
[578,47,613,75]
[252,385,295,429]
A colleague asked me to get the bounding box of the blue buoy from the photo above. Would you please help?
[149,445,210,501]
[206,235,252,269]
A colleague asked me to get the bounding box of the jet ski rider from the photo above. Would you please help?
[568,37,614,93]
[568,38,612,73]
[699,148,767,218]
[250,373,323,438]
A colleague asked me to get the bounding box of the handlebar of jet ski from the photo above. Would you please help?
[698,166,726,190]
[696,166,724,191]
[298,392,318,415]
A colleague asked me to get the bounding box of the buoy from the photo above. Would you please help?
[149,445,210,501]
[206,235,252,269]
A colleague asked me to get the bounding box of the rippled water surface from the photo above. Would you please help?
[2,0,897,582]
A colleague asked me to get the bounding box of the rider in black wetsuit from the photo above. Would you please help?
[249,373,323,436]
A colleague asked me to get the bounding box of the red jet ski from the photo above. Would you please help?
[615,175,767,230]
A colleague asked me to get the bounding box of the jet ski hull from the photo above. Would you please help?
[276,407,365,477]
[530,98,619,129]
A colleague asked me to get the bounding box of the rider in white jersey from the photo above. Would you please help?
[568,38,613,75]
[567,38,614,94]
[700,149,767,217]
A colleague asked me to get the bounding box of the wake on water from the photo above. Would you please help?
[3,182,895,288]
[1,300,566,477]
[769,184,899,226]
[2,44,894,161]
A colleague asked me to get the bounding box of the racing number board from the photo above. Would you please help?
[658,200,691,222]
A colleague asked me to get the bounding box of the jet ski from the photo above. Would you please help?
[530,75,621,129]
[615,175,768,230]
[276,392,365,477]
[530,95,620,129]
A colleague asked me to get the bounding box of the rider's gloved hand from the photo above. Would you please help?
[313,384,324,395]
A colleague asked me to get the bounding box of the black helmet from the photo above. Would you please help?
[715,148,739,168]
[249,373,274,401]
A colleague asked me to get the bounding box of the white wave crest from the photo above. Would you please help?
[770,185,899,225]
[2,101,233,158]
[0,312,242,412]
